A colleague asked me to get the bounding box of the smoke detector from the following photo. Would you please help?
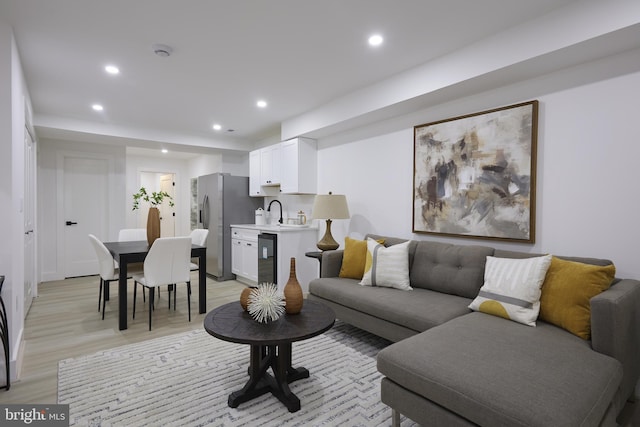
[152,43,173,57]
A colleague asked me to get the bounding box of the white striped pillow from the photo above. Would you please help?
[469,255,552,326]
[359,239,412,290]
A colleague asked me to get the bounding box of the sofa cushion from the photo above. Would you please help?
[540,256,615,340]
[494,249,613,267]
[377,312,622,427]
[469,254,552,326]
[410,241,494,298]
[360,239,411,290]
[309,277,472,332]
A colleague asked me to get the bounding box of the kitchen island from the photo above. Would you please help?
[230,224,318,292]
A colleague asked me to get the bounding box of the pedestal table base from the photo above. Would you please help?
[228,343,307,412]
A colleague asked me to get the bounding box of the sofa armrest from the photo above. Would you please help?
[320,250,344,278]
[591,278,640,402]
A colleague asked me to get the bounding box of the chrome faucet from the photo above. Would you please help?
[267,200,283,224]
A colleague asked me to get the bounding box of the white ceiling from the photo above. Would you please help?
[1,0,583,154]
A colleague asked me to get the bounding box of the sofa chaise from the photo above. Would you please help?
[307,234,640,427]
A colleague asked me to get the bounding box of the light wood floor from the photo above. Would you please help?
[1,274,639,426]
[0,273,246,404]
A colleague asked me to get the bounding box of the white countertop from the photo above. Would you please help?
[230,224,317,232]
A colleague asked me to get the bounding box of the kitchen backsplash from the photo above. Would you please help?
[264,194,315,225]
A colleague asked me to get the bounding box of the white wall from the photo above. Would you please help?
[38,139,126,281]
[188,153,222,179]
[0,26,14,348]
[220,152,250,176]
[187,152,250,179]
[316,49,640,280]
[0,23,32,382]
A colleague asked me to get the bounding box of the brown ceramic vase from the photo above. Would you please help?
[240,287,254,311]
[146,207,161,246]
[284,257,304,314]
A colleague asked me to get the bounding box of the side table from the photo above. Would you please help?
[305,251,323,276]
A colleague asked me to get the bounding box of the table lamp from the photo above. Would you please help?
[311,192,350,251]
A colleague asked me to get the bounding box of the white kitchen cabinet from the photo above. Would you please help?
[231,228,260,284]
[260,143,281,186]
[248,138,317,196]
[241,240,258,280]
[231,225,318,292]
[249,150,264,196]
[273,228,318,292]
[280,137,317,194]
[231,238,242,274]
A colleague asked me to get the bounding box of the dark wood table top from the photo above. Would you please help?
[104,240,205,261]
[204,299,335,346]
[103,240,151,253]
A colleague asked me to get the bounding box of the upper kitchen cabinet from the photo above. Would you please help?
[249,138,317,196]
[249,150,264,196]
[280,137,317,194]
[260,143,281,186]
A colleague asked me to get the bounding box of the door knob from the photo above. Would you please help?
[65,221,78,226]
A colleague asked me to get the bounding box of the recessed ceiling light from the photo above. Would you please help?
[256,100,268,108]
[92,104,104,111]
[368,34,384,47]
[105,65,120,75]
[161,149,168,154]
[212,123,222,131]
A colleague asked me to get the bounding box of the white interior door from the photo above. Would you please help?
[63,156,108,277]
[23,128,36,315]
[159,173,175,237]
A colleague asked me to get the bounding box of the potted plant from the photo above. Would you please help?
[132,187,174,245]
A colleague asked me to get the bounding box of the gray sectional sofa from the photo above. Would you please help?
[307,234,640,427]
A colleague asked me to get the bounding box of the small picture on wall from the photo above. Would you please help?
[413,100,538,243]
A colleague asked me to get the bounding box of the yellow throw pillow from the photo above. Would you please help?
[339,237,384,279]
[539,257,615,340]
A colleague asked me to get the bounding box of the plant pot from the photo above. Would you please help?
[147,207,161,246]
[284,257,304,314]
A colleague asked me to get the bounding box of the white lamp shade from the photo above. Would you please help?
[311,193,350,220]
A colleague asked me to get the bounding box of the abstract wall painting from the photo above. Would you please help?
[413,101,538,243]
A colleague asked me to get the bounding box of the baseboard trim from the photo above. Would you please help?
[10,327,24,381]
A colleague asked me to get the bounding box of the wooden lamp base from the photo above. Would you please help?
[316,219,339,251]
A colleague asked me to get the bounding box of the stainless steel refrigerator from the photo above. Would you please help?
[197,173,263,280]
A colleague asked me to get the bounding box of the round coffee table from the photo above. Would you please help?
[203,299,335,412]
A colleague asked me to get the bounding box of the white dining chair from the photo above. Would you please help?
[88,234,121,320]
[132,237,192,331]
[189,229,209,272]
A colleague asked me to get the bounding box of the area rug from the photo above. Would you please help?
[58,321,417,426]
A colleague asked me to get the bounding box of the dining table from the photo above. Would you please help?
[103,240,207,330]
